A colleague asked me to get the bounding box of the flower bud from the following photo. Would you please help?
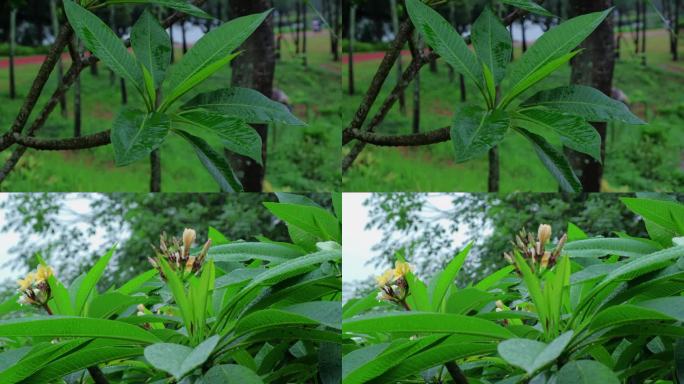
[182,228,196,256]
[537,224,552,245]
[540,252,550,270]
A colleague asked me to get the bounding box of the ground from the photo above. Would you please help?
[342,29,684,192]
[0,30,341,192]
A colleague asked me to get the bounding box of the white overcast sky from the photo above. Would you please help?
[342,193,471,300]
[0,194,109,282]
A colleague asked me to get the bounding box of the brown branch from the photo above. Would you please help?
[11,131,111,150]
[347,127,450,146]
[341,2,540,173]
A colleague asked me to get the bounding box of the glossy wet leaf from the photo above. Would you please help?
[501,0,556,17]
[144,335,220,380]
[104,0,212,19]
[557,360,619,384]
[450,106,510,163]
[111,108,170,166]
[181,88,305,126]
[164,10,271,106]
[506,9,611,102]
[405,0,483,90]
[521,85,645,124]
[178,110,263,164]
[131,9,171,88]
[471,6,512,84]
[516,127,581,192]
[173,129,243,192]
[515,109,601,161]
[64,1,142,93]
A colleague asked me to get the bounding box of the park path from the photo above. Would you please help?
[0,53,71,68]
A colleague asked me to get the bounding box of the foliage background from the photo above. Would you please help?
[0,193,332,294]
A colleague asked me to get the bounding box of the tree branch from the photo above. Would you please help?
[341,2,541,173]
[11,131,111,150]
[347,127,450,146]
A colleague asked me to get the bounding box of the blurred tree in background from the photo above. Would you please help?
[358,193,684,293]
[0,193,331,291]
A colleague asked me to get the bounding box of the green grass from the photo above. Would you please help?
[342,29,684,192]
[0,31,340,192]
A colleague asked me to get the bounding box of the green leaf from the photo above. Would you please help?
[675,339,684,384]
[319,342,342,384]
[589,305,677,332]
[131,9,171,89]
[163,10,271,105]
[174,129,243,192]
[637,297,684,321]
[46,275,74,316]
[498,331,574,375]
[177,110,263,164]
[282,301,341,329]
[64,0,142,94]
[263,202,341,242]
[104,0,212,19]
[564,238,661,258]
[451,106,510,163]
[180,87,305,126]
[557,360,619,384]
[0,340,88,383]
[501,0,555,17]
[0,317,160,344]
[621,198,684,235]
[405,271,430,311]
[405,0,483,90]
[514,109,601,161]
[204,364,264,383]
[505,9,611,103]
[111,108,170,166]
[87,292,140,318]
[501,50,580,107]
[74,246,116,316]
[521,85,645,124]
[516,127,581,192]
[209,242,304,264]
[144,335,220,380]
[431,242,472,311]
[116,269,158,295]
[471,7,512,84]
[234,309,320,336]
[157,258,194,335]
[343,312,515,339]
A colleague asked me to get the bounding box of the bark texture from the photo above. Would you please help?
[230,0,275,192]
[568,0,615,192]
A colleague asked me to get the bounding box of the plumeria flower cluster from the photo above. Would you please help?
[148,228,211,279]
[17,265,54,307]
[375,261,413,305]
[504,224,567,274]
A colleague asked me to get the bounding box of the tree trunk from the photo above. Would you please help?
[169,23,175,63]
[74,38,82,138]
[509,25,514,60]
[348,4,356,95]
[390,0,406,113]
[230,0,275,192]
[276,9,282,60]
[150,150,161,192]
[635,0,641,55]
[616,10,622,59]
[50,0,68,116]
[302,0,308,67]
[673,0,681,61]
[330,0,340,61]
[568,0,615,192]
[181,21,187,54]
[459,73,466,102]
[488,147,499,192]
[521,16,527,52]
[412,34,421,134]
[641,0,647,65]
[295,2,301,54]
[9,8,17,99]
[120,78,128,105]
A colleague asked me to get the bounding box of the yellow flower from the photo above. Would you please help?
[537,224,552,245]
[393,261,412,280]
[376,269,394,287]
[35,265,54,282]
[17,272,35,291]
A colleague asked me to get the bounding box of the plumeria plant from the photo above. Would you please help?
[403,0,645,192]
[62,1,304,192]
[342,196,684,383]
[0,193,341,383]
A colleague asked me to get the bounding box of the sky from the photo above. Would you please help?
[0,194,109,282]
[342,193,471,300]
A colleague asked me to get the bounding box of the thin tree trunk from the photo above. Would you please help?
[9,8,17,99]
[230,0,275,192]
[616,10,622,59]
[488,147,499,192]
[120,78,128,105]
[390,0,406,113]
[635,1,641,55]
[459,73,466,102]
[673,0,681,61]
[641,0,647,65]
[74,38,82,138]
[521,16,527,52]
[276,9,282,60]
[412,34,421,134]
[509,25,514,60]
[330,0,340,61]
[150,150,161,192]
[169,23,175,63]
[295,2,301,54]
[302,0,308,66]
[348,4,356,95]
[181,21,187,54]
[50,0,68,116]
[568,0,615,192]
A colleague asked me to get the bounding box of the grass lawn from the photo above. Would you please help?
[342,29,684,192]
[0,31,340,192]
